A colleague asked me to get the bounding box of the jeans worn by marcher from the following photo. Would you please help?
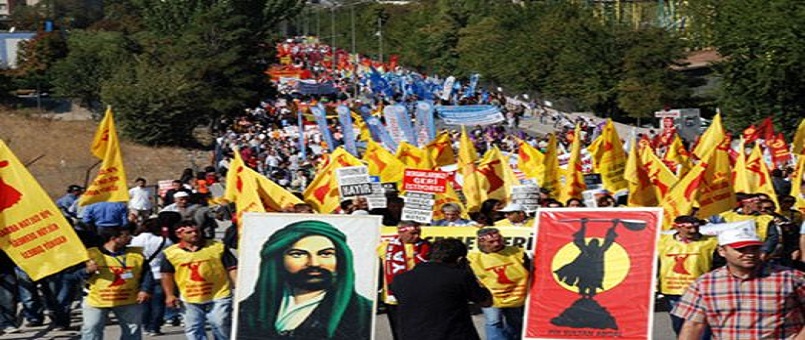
[46,270,80,328]
[0,272,18,329]
[15,267,44,325]
[80,300,142,340]
[182,296,232,340]
[142,284,166,333]
[482,306,524,340]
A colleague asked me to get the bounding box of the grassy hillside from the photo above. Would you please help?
[0,108,212,199]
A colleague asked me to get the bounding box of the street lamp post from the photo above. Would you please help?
[377,16,383,64]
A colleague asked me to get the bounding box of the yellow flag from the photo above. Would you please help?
[476,147,518,202]
[661,161,705,230]
[791,156,805,212]
[663,133,691,177]
[498,149,521,197]
[458,126,482,212]
[303,148,363,213]
[0,139,89,280]
[356,119,372,142]
[433,182,470,221]
[792,119,805,155]
[692,113,725,160]
[517,138,545,180]
[223,148,246,202]
[363,140,406,183]
[743,142,778,207]
[696,139,736,219]
[79,107,129,206]
[542,133,561,198]
[732,139,751,193]
[586,119,628,193]
[425,131,456,167]
[252,167,303,212]
[232,166,266,228]
[558,125,587,203]
[626,141,657,207]
[640,140,678,202]
[396,142,433,170]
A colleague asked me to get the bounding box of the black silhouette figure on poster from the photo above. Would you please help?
[551,218,646,330]
[0,160,23,213]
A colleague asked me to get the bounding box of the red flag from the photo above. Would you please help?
[768,132,792,166]
[388,54,399,70]
[756,117,775,142]
[742,124,759,144]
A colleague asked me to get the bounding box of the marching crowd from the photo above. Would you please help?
[1,170,804,339]
[1,36,804,340]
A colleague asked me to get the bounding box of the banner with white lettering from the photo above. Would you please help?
[436,105,505,126]
[336,166,372,198]
[511,185,540,212]
[402,169,449,194]
[414,101,436,146]
[401,191,435,223]
[337,105,358,155]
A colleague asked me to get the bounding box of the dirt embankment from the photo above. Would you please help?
[0,109,212,199]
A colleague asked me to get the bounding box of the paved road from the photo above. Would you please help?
[2,307,676,340]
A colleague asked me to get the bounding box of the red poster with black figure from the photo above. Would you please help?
[524,208,662,340]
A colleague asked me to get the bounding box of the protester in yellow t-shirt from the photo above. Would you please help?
[468,228,530,340]
[80,226,154,339]
[657,215,717,337]
[162,220,237,340]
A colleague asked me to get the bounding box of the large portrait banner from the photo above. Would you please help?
[524,208,662,340]
[233,213,381,340]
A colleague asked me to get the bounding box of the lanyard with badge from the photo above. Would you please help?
[112,252,134,280]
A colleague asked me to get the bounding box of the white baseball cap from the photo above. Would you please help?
[499,203,525,213]
[173,191,189,199]
[717,225,763,249]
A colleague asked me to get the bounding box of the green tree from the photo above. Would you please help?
[685,0,805,136]
[101,59,204,145]
[10,31,68,92]
[49,30,133,111]
[616,27,690,120]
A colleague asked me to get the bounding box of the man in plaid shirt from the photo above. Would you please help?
[672,224,805,339]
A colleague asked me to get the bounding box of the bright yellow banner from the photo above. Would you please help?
[587,119,628,193]
[79,107,129,205]
[380,226,535,252]
[558,124,587,203]
[459,126,482,212]
[0,139,89,281]
[363,140,405,184]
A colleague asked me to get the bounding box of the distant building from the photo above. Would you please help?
[0,31,35,69]
[1,0,40,21]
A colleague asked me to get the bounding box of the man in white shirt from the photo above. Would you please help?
[130,218,173,336]
[128,177,153,223]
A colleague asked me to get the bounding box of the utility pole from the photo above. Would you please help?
[377,16,383,64]
[331,6,337,74]
[351,5,356,55]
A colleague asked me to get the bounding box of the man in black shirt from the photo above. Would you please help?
[390,239,492,340]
